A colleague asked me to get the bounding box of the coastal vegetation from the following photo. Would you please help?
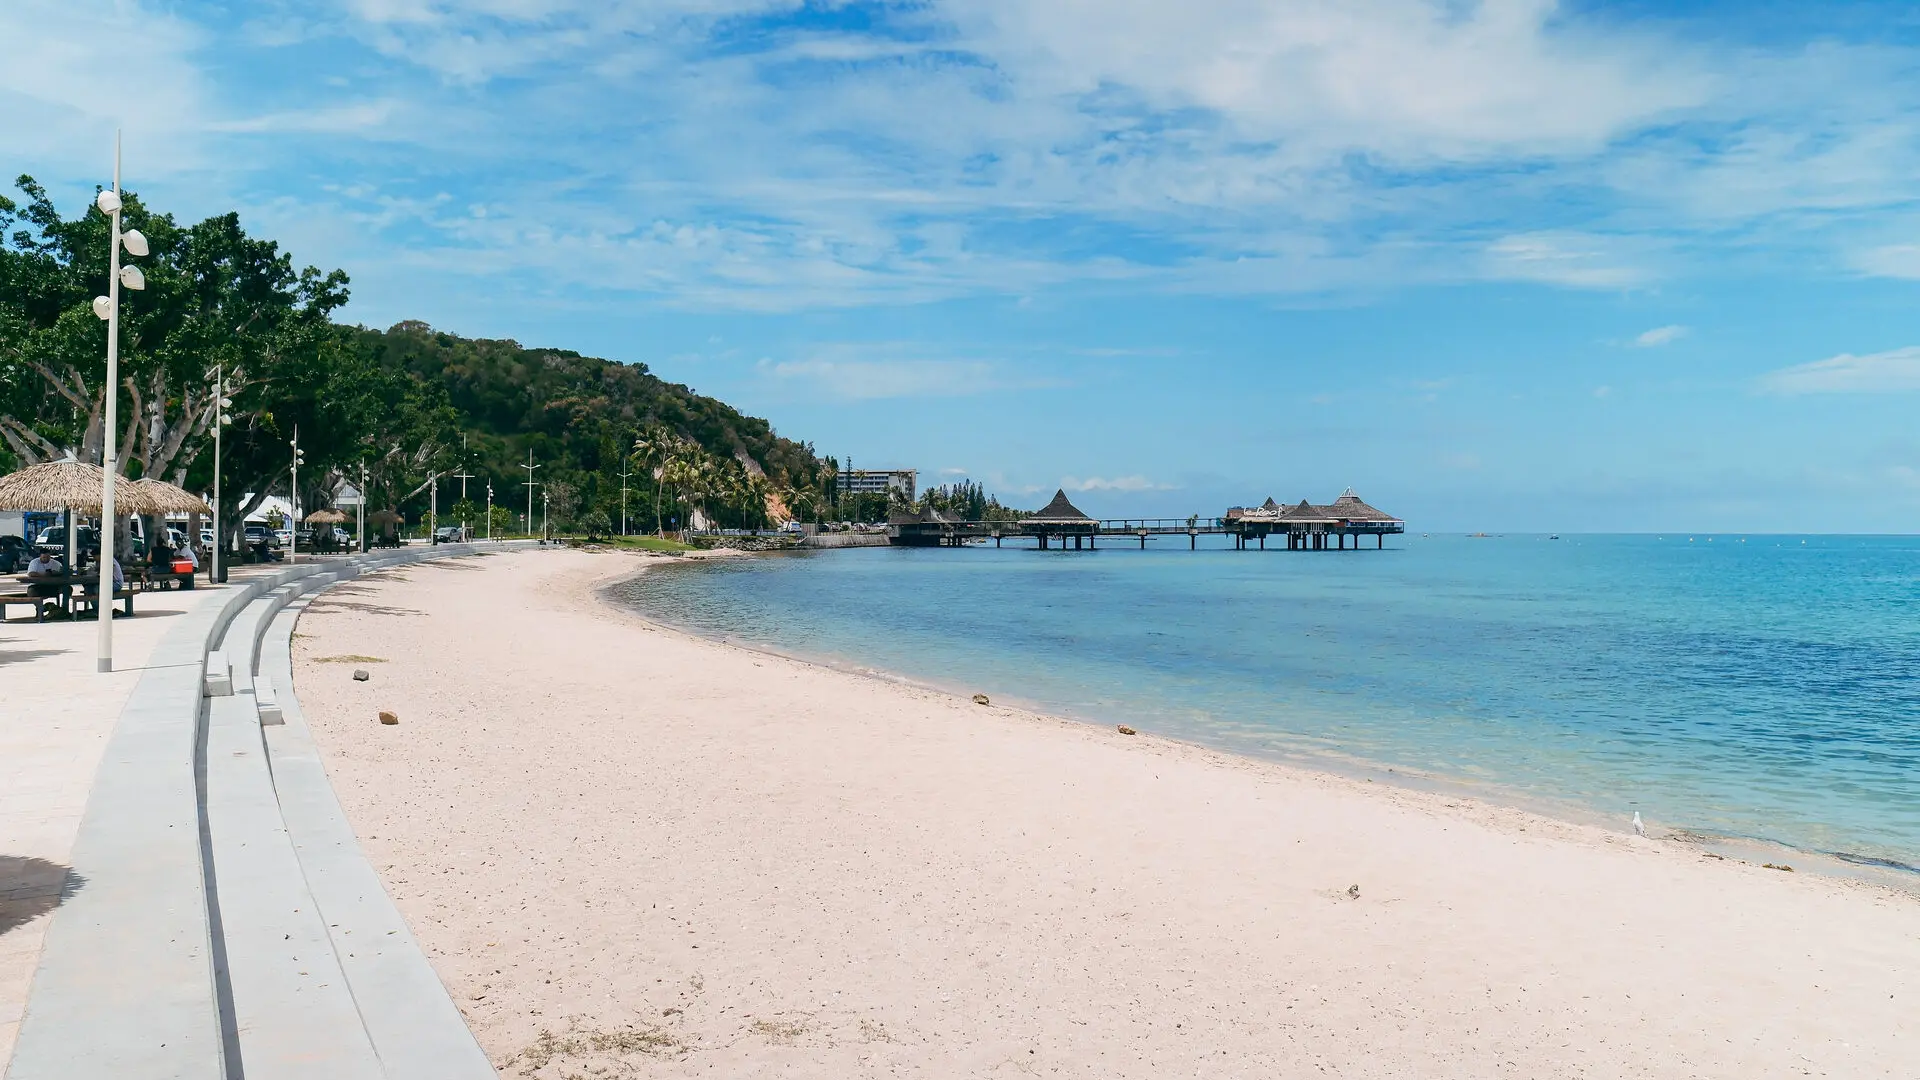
[0,176,1036,538]
[0,176,846,537]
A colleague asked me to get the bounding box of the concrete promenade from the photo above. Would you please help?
[0,545,517,1079]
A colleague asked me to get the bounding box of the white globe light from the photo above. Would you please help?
[119,265,146,291]
[92,296,113,320]
[95,190,121,215]
[122,229,149,257]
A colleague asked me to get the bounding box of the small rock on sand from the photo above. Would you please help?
[1347,884,1361,899]
[972,693,990,705]
[378,710,399,726]
[353,669,370,682]
[1117,725,1137,736]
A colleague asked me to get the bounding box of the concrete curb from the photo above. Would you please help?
[6,543,525,1080]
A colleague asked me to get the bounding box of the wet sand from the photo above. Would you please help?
[291,547,1920,1078]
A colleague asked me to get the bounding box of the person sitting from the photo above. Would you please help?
[149,536,176,569]
[25,549,67,618]
[81,554,123,595]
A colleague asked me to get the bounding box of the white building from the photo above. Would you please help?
[837,468,917,502]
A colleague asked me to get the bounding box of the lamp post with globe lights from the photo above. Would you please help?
[289,430,304,563]
[90,132,150,672]
[211,364,232,583]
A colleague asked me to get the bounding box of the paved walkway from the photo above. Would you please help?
[0,571,271,1069]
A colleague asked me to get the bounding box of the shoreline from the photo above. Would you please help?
[291,547,1920,1078]
[603,552,1920,892]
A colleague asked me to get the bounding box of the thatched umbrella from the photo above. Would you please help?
[304,508,348,525]
[0,458,162,516]
[133,477,213,517]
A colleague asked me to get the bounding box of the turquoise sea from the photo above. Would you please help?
[613,534,1920,869]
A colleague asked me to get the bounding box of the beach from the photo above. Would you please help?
[291,547,1920,1078]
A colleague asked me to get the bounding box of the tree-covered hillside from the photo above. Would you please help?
[0,174,837,537]
[343,321,833,533]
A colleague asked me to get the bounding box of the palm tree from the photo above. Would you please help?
[632,428,669,537]
[782,484,818,525]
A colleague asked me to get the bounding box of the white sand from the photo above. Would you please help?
[291,548,1920,1079]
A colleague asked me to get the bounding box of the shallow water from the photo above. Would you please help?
[614,534,1920,866]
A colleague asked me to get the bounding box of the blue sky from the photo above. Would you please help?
[10,0,1920,530]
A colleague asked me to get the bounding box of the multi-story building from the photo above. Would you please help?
[838,468,917,502]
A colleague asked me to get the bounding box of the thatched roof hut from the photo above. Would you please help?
[1327,488,1400,523]
[1027,489,1096,525]
[305,508,348,525]
[369,509,404,527]
[0,458,162,515]
[1279,499,1334,523]
[133,477,213,516]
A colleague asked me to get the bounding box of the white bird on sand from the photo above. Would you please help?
[1632,812,1646,837]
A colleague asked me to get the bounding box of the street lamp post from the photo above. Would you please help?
[358,462,368,553]
[619,462,632,536]
[454,467,474,536]
[520,450,540,539]
[211,365,231,584]
[542,489,549,543]
[485,483,494,542]
[289,429,304,564]
[90,131,149,672]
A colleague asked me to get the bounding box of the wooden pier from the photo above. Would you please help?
[888,489,1404,550]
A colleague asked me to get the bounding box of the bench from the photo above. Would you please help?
[0,591,59,622]
[133,567,197,591]
[73,588,136,619]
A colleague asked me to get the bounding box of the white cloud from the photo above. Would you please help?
[21,1,1920,314]
[1485,232,1648,288]
[1061,475,1174,492]
[760,356,1004,400]
[1633,324,1688,347]
[0,0,210,177]
[1853,243,1920,279]
[1593,385,1613,398]
[1759,347,1920,394]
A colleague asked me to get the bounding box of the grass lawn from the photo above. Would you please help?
[595,535,697,553]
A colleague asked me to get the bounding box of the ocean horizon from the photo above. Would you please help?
[615,533,1920,870]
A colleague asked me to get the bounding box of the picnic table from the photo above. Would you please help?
[1,571,138,622]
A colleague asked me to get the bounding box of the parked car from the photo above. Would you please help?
[243,523,285,562]
[0,534,29,572]
[432,525,467,544]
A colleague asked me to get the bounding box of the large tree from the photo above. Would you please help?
[0,176,454,541]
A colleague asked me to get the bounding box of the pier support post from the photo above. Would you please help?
[1190,532,1196,550]
[1378,534,1383,549]
[1089,534,1095,550]
[1259,534,1265,549]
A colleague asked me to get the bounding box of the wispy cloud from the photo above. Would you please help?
[1633,324,1688,347]
[22,1,1920,314]
[1485,232,1648,289]
[760,357,1003,400]
[1061,475,1175,493]
[1759,347,1920,394]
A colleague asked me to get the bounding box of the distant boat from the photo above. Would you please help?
[1468,532,1492,538]
[1548,534,1560,540]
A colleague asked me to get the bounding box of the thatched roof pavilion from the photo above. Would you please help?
[304,508,348,525]
[1279,499,1334,523]
[1327,488,1400,523]
[133,477,213,517]
[1027,489,1096,526]
[0,458,161,516]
